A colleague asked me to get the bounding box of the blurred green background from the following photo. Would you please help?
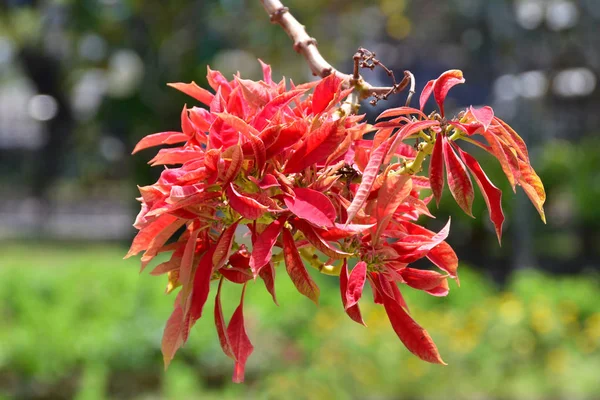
[0,0,599,399]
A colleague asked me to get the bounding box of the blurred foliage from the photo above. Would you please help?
[0,244,598,400]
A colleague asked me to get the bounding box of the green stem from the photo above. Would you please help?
[298,248,343,276]
[398,141,434,175]
[448,129,463,141]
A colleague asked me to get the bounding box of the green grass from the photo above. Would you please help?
[0,242,599,400]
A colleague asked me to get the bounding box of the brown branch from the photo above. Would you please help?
[261,0,341,79]
[260,0,406,101]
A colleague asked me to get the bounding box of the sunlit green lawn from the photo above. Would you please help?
[0,242,598,400]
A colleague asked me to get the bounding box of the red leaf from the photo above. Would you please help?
[266,119,306,159]
[222,145,243,185]
[377,273,397,302]
[419,80,435,111]
[227,284,254,383]
[428,242,459,282]
[432,70,465,117]
[346,261,367,309]
[126,214,180,258]
[254,89,307,132]
[226,183,269,220]
[132,132,188,154]
[188,107,212,133]
[325,128,354,166]
[443,137,474,217]
[214,278,236,360]
[282,228,320,305]
[312,74,343,114]
[145,192,220,219]
[187,247,215,327]
[204,148,221,184]
[316,222,375,241]
[376,106,428,120]
[249,218,283,276]
[385,120,440,165]
[161,303,184,369]
[517,159,547,223]
[481,130,517,190]
[448,120,484,136]
[375,173,412,238]
[220,267,253,284]
[468,106,494,131]
[382,290,446,364]
[254,125,281,151]
[181,106,196,138]
[235,76,271,108]
[429,133,445,206]
[499,139,522,183]
[213,220,240,269]
[493,116,530,162]
[209,86,226,114]
[249,173,279,189]
[403,223,459,280]
[293,219,352,259]
[259,261,278,306]
[138,220,188,272]
[258,59,273,84]
[179,228,200,289]
[425,279,449,297]
[284,187,336,228]
[458,148,505,243]
[345,139,390,224]
[149,148,203,166]
[369,272,410,312]
[340,261,366,325]
[418,218,451,252]
[400,268,448,292]
[168,82,214,106]
[216,113,266,172]
[369,273,385,305]
[206,66,232,97]
[150,257,180,276]
[229,247,250,269]
[284,120,345,173]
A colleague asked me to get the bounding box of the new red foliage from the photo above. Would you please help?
[128,63,546,382]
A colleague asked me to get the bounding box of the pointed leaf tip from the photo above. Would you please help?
[345,261,367,310]
[312,73,343,114]
[167,82,214,106]
[161,304,184,369]
[215,278,236,361]
[433,70,465,117]
[340,262,366,326]
[458,148,505,244]
[382,292,446,365]
[227,284,254,383]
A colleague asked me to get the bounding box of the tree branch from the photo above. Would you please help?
[260,0,406,100]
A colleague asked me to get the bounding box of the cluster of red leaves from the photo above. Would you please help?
[127,62,545,382]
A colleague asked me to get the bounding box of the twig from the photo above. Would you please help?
[260,0,406,99]
[262,0,340,79]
